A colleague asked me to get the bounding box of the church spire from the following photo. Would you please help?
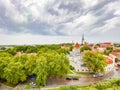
[82,34,85,45]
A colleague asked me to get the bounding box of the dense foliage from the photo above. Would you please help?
[82,52,107,73]
[80,46,91,52]
[104,47,113,55]
[5,44,70,55]
[114,43,120,47]
[0,44,70,86]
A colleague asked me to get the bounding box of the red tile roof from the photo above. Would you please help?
[74,42,80,48]
[104,55,113,64]
[100,46,106,48]
[106,57,113,64]
[92,49,98,52]
[110,52,120,56]
[103,42,111,44]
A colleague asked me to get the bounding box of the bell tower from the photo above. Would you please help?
[81,34,85,45]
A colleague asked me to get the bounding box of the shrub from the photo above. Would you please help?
[95,82,107,90]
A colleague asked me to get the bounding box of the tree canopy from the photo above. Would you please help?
[104,47,113,55]
[80,46,92,52]
[82,52,107,73]
[6,44,71,55]
[0,45,70,86]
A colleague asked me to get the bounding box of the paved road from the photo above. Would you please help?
[45,67,120,88]
[0,67,120,90]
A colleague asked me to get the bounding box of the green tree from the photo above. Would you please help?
[3,62,27,85]
[56,48,70,54]
[41,51,70,78]
[33,56,48,86]
[0,45,70,86]
[0,52,12,78]
[0,47,6,50]
[14,54,28,64]
[6,48,17,55]
[24,55,37,75]
[113,49,120,52]
[96,44,100,47]
[80,46,92,52]
[83,52,107,73]
[104,47,113,55]
[34,51,70,85]
[25,46,37,53]
[69,46,73,51]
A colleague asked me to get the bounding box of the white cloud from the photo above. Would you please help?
[0,33,83,45]
[90,0,120,34]
[105,0,120,16]
[82,0,99,9]
[0,0,120,44]
[75,13,98,26]
[0,0,27,24]
[58,12,99,35]
[91,16,120,33]
[0,28,7,34]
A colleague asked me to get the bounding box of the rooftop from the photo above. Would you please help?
[74,42,80,48]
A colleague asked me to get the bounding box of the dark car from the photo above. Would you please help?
[73,78,79,80]
[66,77,72,80]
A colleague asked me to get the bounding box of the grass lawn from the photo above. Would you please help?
[68,70,76,74]
[76,71,94,75]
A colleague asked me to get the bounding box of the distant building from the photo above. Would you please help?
[113,47,120,51]
[100,42,113,47]
[97,47,106,52]
[61,43,69,50]
[104,55,114,72]
[27,53,37,56]
[14,52,22,57]
[72,42,80,53]
[14,52,37,57]
[109,52,120,63]
[92,49,99,52]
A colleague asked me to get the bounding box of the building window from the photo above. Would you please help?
[82,69,84,71]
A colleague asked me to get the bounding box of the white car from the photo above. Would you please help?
[93,74,98,78]
[93,73,103,78]
[98,73,104,77]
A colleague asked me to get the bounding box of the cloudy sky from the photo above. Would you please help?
[0,0,120,45]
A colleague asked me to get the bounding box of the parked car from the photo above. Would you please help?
[93,73,103,78]
[73,77,79,80]
[30,82,36,86]
[98,73,104,77]
[93,74,98,78]
[66,77,72,80]
[117,63,120,67]
[116,68,119,71]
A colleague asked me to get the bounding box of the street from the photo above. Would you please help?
[46,67,120,88]
[0,67,120,90]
